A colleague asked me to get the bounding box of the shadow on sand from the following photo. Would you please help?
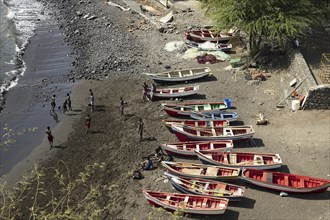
[143,137,157,141]
[230,120,245,126]
[95,105,105,112]
[234,138,265,148]
[188,209,239,220]
[53,145,67,149]
[65,112,81,116]
[230,196,256,209]
[90,130,103,134]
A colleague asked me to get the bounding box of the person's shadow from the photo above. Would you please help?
[50,110,59,123]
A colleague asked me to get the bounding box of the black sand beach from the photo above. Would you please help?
[0,0,329,219]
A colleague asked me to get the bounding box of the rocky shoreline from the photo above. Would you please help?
[41,0,211,81]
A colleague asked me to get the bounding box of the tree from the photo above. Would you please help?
[201,0,328,56]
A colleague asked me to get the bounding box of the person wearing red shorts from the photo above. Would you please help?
[46,126,54,149]
[85,114,91,134]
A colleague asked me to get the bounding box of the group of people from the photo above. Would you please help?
[47,89,94,149]
[142,82,156,102]
[46,87,141,150]
[50,93,72,114]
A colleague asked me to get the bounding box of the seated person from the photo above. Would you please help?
[141,157,153,170]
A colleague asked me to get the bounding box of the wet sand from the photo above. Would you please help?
[0,17,73,176]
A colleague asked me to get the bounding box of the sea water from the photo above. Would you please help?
[0,0,45,93]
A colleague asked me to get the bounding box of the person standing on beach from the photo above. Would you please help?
[62,100,68,114]
[85,114,91,134]
[142,82,149,102]
[50,95,56,112]
[66,93,72,111]
[120,97,127,117]
[90,93,95,111]
[138,118,144,141]
[46,126,54,149]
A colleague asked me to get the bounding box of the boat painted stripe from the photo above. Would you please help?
[242,177,330,192]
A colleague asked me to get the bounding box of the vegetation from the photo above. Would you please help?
[0,161,111,219]
[1,124,38,149]
[201,0,329,56]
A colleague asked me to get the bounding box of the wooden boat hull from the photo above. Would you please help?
[190,111,238,121]
[163,102,228,117]
[161,140,234,156]
[195,151,282,170]
[145,67,211,83]
[171,124,253,142]
[165,172,245,201]
[242,168,330,193]
[142,190,228,215]
[162,161,240,180]
[151,86,199,98]
[185,31,231,42]
[163,119,230,133]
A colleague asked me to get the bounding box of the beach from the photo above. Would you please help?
[1,0,329,219]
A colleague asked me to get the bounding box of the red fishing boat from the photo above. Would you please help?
[142,190,228,215]
[171,124,254,141]
[161,140,234,156]
[195,151,282,170]
[162,102,227,117]
[242,168,330,193]
[162,119,230,133]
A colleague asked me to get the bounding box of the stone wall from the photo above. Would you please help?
[289,52,330,109]
[289,52,317,92]
[303,84,330,109]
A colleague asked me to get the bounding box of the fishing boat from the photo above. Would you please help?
[160,140,234,156]
[142,190,228,215]
[190,111,238,121]
[195,151,282,170]
[162,102,227,117]
[150,85,199,99]
[162,119,230,133]
[186,41,233,52]
[143,67,211,83]
[242,168,330,193]
[171,124,253,141]
[185,29,232,42]
[164,172,245,201]
[162,161,240,180]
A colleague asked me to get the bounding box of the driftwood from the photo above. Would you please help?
[256,113,268,125]
[105,1,130,11]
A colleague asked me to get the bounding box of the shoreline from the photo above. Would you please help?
[0,15,73,176]
[3,79,89,185]
[0,0,47,112]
